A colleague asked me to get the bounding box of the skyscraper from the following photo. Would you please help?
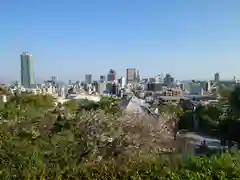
[85,74,92,84]
[20,52,35,88]
[107,69,116,82]
[126,68,136,85]
[136,70,140,83]
[118,77,126,89]
[214,72,220,82]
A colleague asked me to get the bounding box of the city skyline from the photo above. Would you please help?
[17,53,237,85]
[0,53,238,84]
[0,51,238,84]
[1,50,238,84]
[1,1,240,81]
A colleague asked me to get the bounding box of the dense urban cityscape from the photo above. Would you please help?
[2,52,238,106]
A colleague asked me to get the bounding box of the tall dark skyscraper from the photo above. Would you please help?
[20,52,35,88]
[107,69,116,82]
[214,72,220,82]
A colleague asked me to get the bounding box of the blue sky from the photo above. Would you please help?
[1,0,240,82]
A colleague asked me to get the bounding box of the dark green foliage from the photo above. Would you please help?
[178,104,225,134]
[178,110,194,130]
[229,85,240,116]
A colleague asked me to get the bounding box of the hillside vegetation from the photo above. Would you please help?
[0,90,240,179]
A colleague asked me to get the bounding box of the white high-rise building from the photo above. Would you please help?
[118,77,125,89]
[207,81,211,92]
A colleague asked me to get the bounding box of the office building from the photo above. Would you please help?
[106,82,113,92]
[68,80,72,85]
[20,52,35,88]
[118,77,125,89]
[51,76,58,85]
[85,74,92,84]
[107,69,116,82]
[126,68,136,84]
[189,82,202,95]
[98,82,106,95]
[154,75,164,84]
[136,70,140,83]
[106,82,118,95]
[100,75,106,82]
[91,81,98,93]
[164,88,182,96]
[163,73,174,87]
[214,72,220,82]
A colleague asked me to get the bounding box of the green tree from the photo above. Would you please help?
[229,85,240,117]
[194,104,224,134]
[161,103,183,140]
[217,84,231,98]
[217,84,231,105]
[78,99,99,111]
[63,100,78,112]
[2,94,240,178]
[98,97,121,114]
